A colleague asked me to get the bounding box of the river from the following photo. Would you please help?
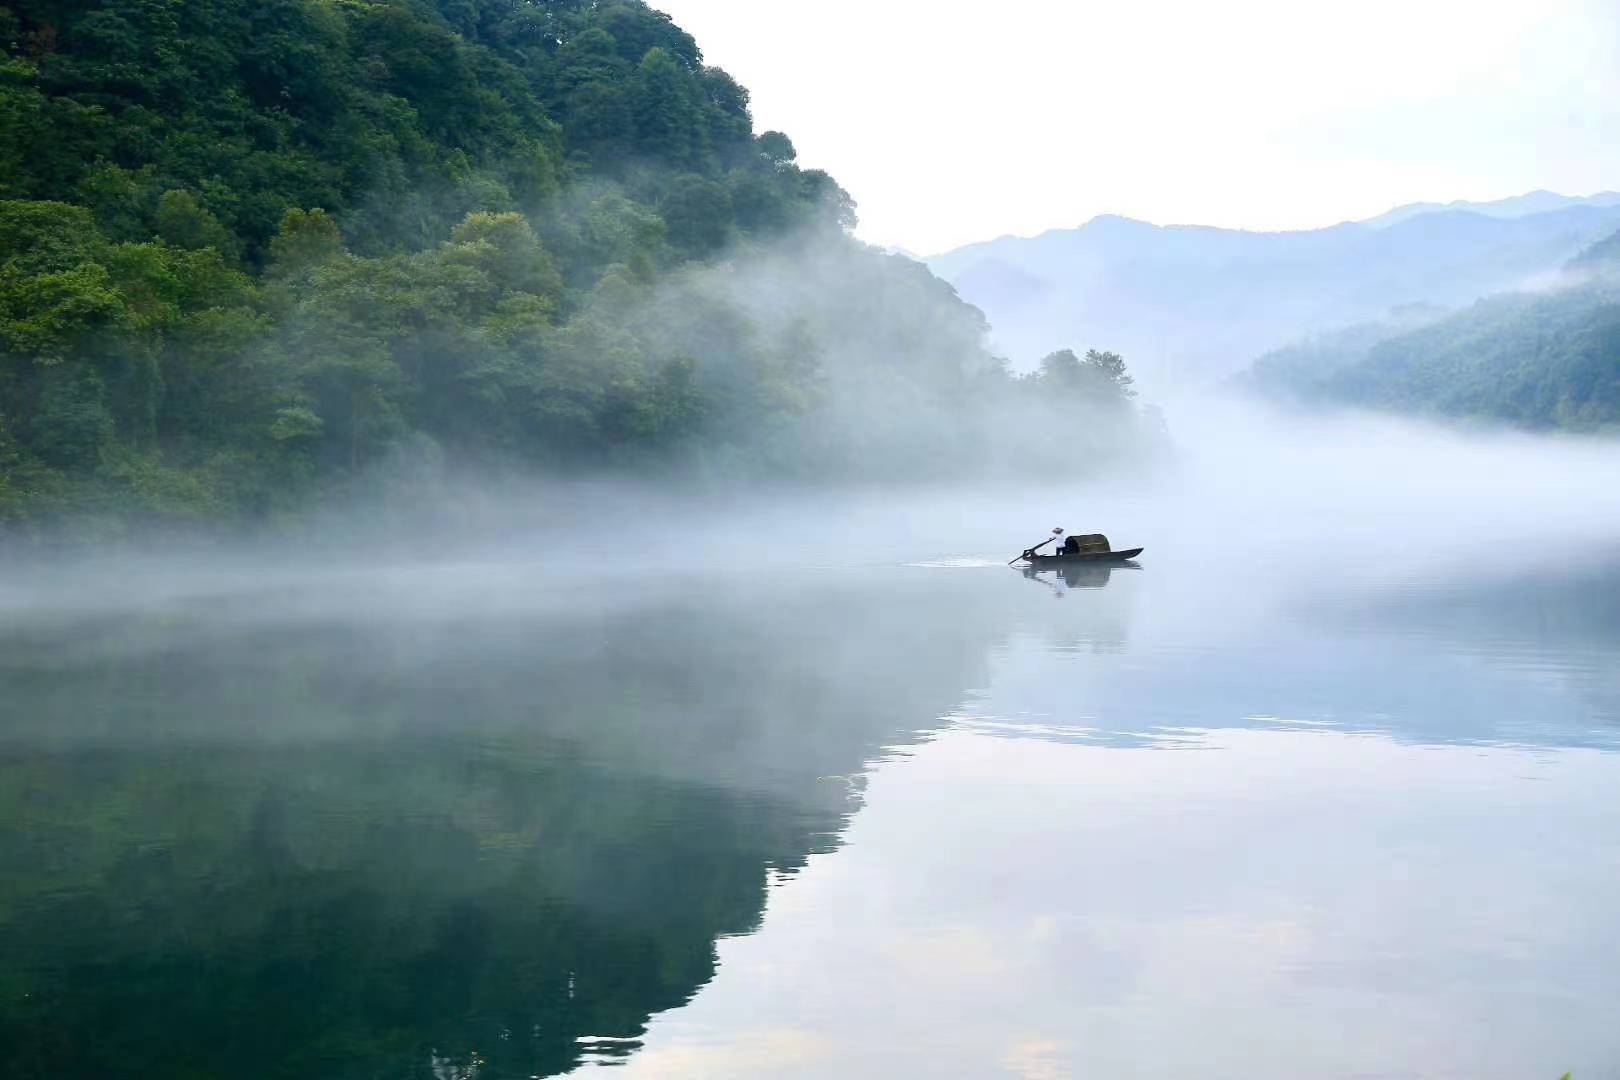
[5,417,1620,1079]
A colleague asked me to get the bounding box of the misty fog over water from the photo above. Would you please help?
[5,403,1620,1079]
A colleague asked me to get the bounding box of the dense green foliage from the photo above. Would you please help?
[1241,279,1620,430]
[0,0,1148,535]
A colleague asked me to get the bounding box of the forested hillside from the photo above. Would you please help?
[1240,233,1620,431]
[1571,226,1620,271]
[0,0,1147,534]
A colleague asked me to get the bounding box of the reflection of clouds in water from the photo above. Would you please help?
[606,727,1620,1078]
[881,924,1012,983]
[1000,1037,1074,1080]
[951,715,1210,751]
[595,1027,828,1076]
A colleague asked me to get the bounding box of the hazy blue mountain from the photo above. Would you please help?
[1362,190,1620,229]
[928,198,1620,391]
[1570,224,1620,270]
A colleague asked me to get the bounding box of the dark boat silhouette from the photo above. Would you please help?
[1012,530,1143,565]
[1023,547,1143,565]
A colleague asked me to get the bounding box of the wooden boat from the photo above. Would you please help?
[1024,547,1143,565]
[1012,530,1143,565]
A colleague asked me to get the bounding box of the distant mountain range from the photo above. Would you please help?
[1359,190,1620,229]
[1236,229,1620,431]
[925,192,1620,393]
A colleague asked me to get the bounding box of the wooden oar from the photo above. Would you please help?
[1008,528,1065,565]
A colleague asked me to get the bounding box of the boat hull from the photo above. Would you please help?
[1025,548,1143,564]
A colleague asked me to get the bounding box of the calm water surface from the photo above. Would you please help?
[3,514,1619,1079]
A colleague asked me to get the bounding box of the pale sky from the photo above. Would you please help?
[652,0,1620,254]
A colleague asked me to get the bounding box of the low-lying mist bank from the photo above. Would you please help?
[1143,394,1620,576]
[7,396,1620,612]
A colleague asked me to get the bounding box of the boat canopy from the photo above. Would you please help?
[1062,533,1111,554]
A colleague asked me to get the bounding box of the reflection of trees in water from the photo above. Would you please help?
[0,569,1052,1079]
[1,743,780,1079]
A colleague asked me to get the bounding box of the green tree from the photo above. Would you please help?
[153,190,235,254]
[267,208,345,274]
[444,211,563,300]
[661,174,732,258]
[633,46,699,165]
[1083,348,1136,400]
[1033,348,1136,407]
